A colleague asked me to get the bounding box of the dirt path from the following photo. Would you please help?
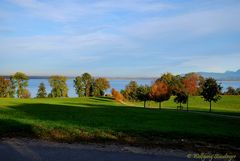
[0,138,192,161]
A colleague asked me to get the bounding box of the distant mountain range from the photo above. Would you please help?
[197,69,240,81]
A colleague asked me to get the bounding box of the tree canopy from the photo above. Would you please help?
[49,76,68,97]
[36,82,47,98]
[136,85,150,108]
[174,90,188,108]
[122,81,138,101]
[93,77,110,96]
[200,78,222,112]
[82,73,94,97]
[12,72,29,98]
[156,73,183,95]
[0,76,10,98]
[149,81,170,109]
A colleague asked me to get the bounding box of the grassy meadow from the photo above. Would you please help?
[131,95,240,115]
[0,96,239,147]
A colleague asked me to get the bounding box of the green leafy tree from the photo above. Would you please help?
[0,76,10,98]
[74,76,84,97]
[225,86,236,95]
[236,88,240,95]
[82,73,93,97]
[74,73,94,97]
[8,76,16,98]
[36,82,47,98]
[49,76,68,97]
[93,77,110,96]
[123,81,138,101]
[174,91,188,109]
[12,72,29,98]
[136,85,150,108]
[197,75,205,95]
[200,78,222,112]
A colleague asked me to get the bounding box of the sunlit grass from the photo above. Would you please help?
[0,96,239,145]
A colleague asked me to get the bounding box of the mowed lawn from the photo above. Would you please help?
[0,96,239,146]
[132,95,240,115]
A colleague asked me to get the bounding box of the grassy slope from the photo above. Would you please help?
[132,95,240,115]
[0,96,239,147]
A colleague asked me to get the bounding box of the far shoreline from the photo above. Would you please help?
[1,75,240,81]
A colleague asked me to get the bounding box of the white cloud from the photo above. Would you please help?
[0,32,125,54]
[8,0,173,22]
[123,4,240,39]
[179,54,240,73]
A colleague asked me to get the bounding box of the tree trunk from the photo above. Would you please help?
[187,96,189,112]
[159,102,161,109]
[144,101,146,108]
[209,101,212,112]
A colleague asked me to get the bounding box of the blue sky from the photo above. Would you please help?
[0,0,240,77]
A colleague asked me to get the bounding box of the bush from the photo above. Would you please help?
[22,89,31,98]
[111,88,124,102]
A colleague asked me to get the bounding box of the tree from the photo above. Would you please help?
[36,82,47,98]
[225,86,236,95]
[12,72,29,98]
[156,73,183,95]
[149,81,170,109]
[136,85,150,108]
[74,76,84,97]
[197,75,205,95]
[111,88,124,101]
[236,88,240,95]
[123,81,138,101]
[93,77,110,96]
[174,91,188,109]
[183,73,199,111]
[8,76,16,98]
[22,89,31,98]
[49,76,68,97]
[74,73,94,97]
[82,73,93,97]
[0,76,10,98]
[200,78,222,112]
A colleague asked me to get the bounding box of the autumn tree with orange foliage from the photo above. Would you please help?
[183,73,200,111]
[111,88,124,102]
[156,73,183,95]
[149,81,170,109]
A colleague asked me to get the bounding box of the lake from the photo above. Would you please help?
[28,79,240,97]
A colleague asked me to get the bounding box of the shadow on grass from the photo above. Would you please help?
[0,119,35,138]
[2,98,240,149]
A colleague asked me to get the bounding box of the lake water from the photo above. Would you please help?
[28,79,240,97]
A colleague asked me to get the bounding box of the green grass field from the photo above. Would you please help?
[0,96,239,147]
[130,95,240,115]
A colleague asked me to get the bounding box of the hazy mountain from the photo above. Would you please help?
[198,69,240,81]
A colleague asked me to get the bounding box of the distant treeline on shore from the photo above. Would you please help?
[1,75,240,81]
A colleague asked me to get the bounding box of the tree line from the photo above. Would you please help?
[0,72,110,98]
[0,71,231,112]
[223,86,240,95]
[111,73,222,112]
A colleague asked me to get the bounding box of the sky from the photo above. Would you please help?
[0,0,240,77]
